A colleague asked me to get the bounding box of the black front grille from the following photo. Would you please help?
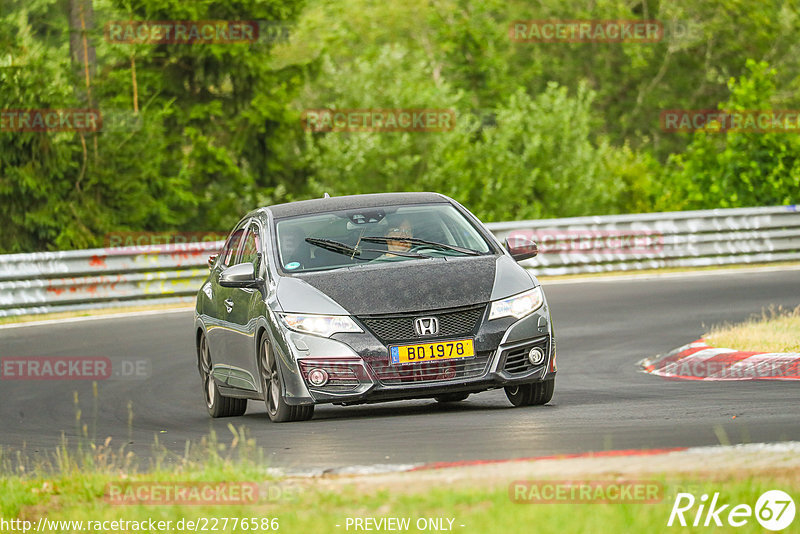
[369,351,493,385]
[358,304,486,343]
[502,338,549,375]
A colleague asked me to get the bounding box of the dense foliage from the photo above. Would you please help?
[1,0,798,252]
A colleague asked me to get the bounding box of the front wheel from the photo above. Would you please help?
[505,379,555,407]
[530,379,555,405]
[504,384,533,407]
[199,333,247,418]
[259,336,314,422]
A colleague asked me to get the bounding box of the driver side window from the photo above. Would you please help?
[220,228,245,267]
[236,224,261,265]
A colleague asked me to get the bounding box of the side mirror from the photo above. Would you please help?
[505,236,538,262]
[219,263,260,288]
[208,254,218,269]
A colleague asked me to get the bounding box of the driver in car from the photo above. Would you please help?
[373,218,414,261]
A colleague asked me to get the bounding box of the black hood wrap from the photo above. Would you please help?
[296,256,497,315]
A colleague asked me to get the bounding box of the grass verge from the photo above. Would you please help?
[2,475,795,534]
[705,305,800,353]
[1,430,798,534]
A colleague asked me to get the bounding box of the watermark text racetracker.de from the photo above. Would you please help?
[505,229,663,255]
[661,109,800,133]
[1,109,143,133]
[657,358,800,380]
[103,231,226,254]
[509,20,663,43]
[103,20,290,44]
[104,480,300,506]
[0,357,151,381]
[510,480,663,503]
[302,109,456,132]
[0,109,101,132]
[105,482,257,505]
[0,517,279,533]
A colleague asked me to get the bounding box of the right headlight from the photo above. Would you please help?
[279,313,363,338]
[488,287,544,321]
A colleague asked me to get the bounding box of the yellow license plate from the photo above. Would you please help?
[389,339,475,365]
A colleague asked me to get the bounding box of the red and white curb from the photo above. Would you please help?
[639,339,800,381]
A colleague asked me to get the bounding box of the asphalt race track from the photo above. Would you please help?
[2,268,799,472]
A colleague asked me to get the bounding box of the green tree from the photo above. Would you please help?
[664,60,800,209]
[0,0,307,252]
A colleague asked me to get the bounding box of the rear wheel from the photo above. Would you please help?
[199,333,247,418]
[259,336,314,422]
[434,393,470,403]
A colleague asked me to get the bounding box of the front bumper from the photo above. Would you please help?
[277,303,557,406]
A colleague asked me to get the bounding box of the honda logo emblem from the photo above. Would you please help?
[414,317,439,336]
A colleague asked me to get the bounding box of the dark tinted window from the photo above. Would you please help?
[220,228,245,267]
[237,224,261,265]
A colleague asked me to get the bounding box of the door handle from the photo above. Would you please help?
[224,298,234,313]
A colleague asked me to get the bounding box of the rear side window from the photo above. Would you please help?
[220,229,245,267]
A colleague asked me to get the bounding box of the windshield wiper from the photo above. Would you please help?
[304,237,429,259]
[361,236,482,256]
[305,237,362,257]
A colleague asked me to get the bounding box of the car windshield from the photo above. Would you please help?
[274,203,493,273]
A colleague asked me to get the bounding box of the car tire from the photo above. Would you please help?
[199,332,247,418]
[529,379,555,406]
[259,335,315,423]
[295,405,315,421]
[434,393,470,403]
[504,384,534,407]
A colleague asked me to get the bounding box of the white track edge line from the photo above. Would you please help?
[0,307,196,330]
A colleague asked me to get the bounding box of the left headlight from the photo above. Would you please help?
[488,287,544,321]
[279,313,363,338]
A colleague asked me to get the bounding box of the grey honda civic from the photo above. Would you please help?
[194,192,556,422]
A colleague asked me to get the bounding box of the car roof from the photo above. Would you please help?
[258,192,450,219]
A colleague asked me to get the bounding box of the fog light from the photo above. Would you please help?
[307,368,329,387]
[528,347,545,365]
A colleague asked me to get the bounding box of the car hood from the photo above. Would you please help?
[276,255,534,315]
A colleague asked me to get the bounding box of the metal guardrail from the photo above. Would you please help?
[0,206,798,317]
[0,242,221,317]
[489,205,800,276]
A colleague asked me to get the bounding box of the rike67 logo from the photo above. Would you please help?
[668,490,795,531]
